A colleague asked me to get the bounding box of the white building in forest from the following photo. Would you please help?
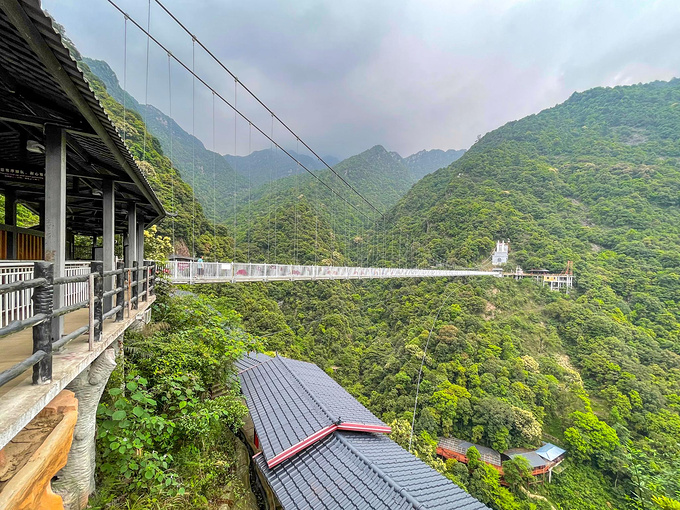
[492,241,509,266]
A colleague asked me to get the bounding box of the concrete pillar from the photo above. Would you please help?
[4,187,16,259]
[126,202,136,269]
[53,347,117,510]
[45,125,66,342]
[102,180,115,312]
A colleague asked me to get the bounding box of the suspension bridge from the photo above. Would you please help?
[0,1,503,508]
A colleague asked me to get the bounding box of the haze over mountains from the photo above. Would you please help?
[85,57,465,222]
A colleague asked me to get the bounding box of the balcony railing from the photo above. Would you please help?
[0,260,156,389]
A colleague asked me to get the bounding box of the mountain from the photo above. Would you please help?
[233,144,418,265]
[403,148,466,180]
[225,149,338,188]
[373,78,680,504]
[84,58,245,222]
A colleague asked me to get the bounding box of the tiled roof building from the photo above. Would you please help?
[238,353,489,510]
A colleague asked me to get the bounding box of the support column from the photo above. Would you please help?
[136,221,144,266]
[45,125,66,343]
[4,187,17,259]
[126,203,136,270]
[53,347,116,510]
[136,221,144,302]
[102,180,115,312]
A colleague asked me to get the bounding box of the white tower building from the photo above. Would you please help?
[492,240,509,266]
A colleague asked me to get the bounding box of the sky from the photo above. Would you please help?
[43,0,680,160]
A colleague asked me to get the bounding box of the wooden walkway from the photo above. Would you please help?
[0,297,155,450]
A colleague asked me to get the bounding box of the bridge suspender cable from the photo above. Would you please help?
[168,53,175,252]
[103,0,382,229]
[150,0,382,220]
[233,80,238,263]
[142,0,151,162]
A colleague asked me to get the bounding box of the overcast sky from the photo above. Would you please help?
[43,0,680,159]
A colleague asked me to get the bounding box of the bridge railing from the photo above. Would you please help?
[0,260,156,389]
[161,261,500,283]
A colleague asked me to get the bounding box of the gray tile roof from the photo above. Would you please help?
[235,352,272,373]
[239,354,388,466]
[255,431,490,510]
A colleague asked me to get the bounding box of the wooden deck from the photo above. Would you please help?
[0,297,155,450]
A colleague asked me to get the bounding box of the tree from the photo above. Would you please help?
[503,456,533,493]
[144,225,173,261]
[564,411,619,467]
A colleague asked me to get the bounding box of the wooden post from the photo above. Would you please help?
[116,260,125,321]
[127,268,132,318]
[88,272,95,350]
[145,261,150,302]
[32,261,53,384]
[91,261,103,342]
[132,261,138,310]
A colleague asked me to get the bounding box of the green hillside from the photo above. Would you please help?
[212,79,680,510]
[231,144,417,265]
[84,58,245,223]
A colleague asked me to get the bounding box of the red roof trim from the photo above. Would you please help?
[265,422,391,468]
[267,424,338,468]
[338,423,392,434]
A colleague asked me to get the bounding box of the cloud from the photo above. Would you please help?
[43,0,680,159]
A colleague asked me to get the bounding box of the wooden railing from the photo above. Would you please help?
[0,260,156,388]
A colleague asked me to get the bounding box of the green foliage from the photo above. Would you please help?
[563,411,620,467]
[503,456,533,493]
[93,291,257,508]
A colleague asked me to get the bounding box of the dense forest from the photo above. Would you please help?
[67,30,680,510]
[213,79,680,510]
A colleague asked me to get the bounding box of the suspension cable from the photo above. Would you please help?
[142,0,151,161]
[151,0,382,218]
[409,283,457,452]
[105,0,383,224]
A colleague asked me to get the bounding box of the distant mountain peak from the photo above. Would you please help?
[403,148,466,180]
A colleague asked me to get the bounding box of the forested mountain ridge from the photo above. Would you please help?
[84,58,246,222]
[225,148,338,188]
[212,79,680,510]
[356,78,680,507]
[404,148,466,179]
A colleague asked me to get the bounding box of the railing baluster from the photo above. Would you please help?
[116,261,125,321]
[91,261,103,342]
[32,262,53,385]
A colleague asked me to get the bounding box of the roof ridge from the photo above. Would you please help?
[334,432,423,510]
[237,353,275,374]
[274,356,338,425]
